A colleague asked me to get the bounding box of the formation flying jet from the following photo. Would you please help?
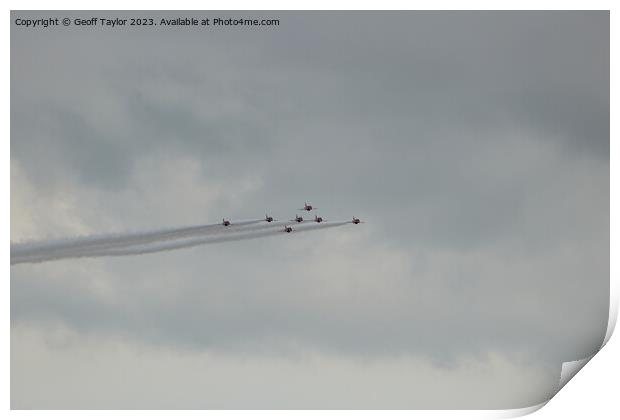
[300,202,317,212]
[223,203,363,234]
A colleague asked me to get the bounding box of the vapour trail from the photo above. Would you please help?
[11,221,350,265]
[12,219,305,262]
[10,219,298,264]
[10,219,264,261]
[69,221,350,259]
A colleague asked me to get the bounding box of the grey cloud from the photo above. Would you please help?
[11,10,609,408]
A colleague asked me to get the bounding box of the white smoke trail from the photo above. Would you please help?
[10,219,267,263]
[10,219,263,257]
[24,219,307,262]
[11,220,351,265]
[44,219,302,257]
[56,221,349,260]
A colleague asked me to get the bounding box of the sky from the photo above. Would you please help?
[10,11,609,409]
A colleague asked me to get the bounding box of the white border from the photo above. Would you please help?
[4,1,617,419]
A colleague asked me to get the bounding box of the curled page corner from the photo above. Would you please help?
[492,305,617,420]
[548,299,616,406]
[557,355,595,392]
[508,288,618,417]
[491,401,548,419]
[602,286,618,348]
[532,276,619,412]
[489,355,597,420]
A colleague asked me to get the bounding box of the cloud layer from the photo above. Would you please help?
[11,11,609,408]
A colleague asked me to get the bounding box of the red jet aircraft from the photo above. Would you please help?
[299,202,317,212]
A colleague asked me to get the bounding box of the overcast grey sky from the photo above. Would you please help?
[11,11,609,409]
